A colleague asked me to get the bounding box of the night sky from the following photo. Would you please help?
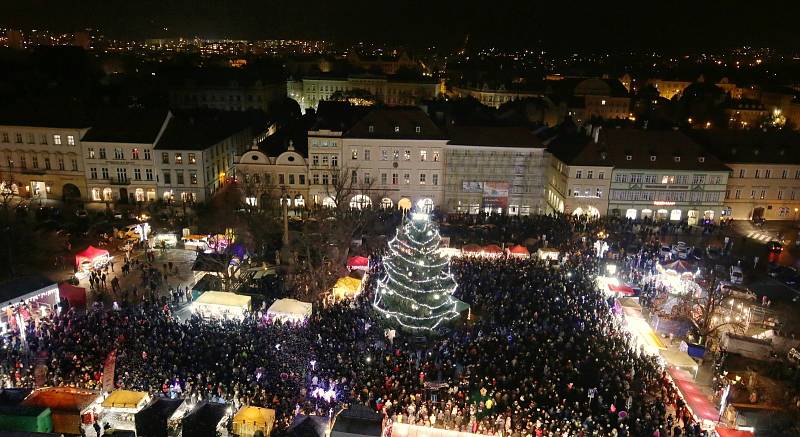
[1,0,799,50]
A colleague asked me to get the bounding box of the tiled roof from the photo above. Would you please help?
[83,110,171,144]
[344,107,445,140]
[689,129,800,164]
[446,126,543,148]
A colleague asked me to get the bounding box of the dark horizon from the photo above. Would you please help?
[1,1,800,51]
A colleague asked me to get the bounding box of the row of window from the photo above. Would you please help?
[1,132,75,146]
[734,168,800,179]
[243,173,306,186]
[612,173,723,185]
[727,188,799,201]
[5,155,79,171]
[609,190,722,203]
[306,172,441,187]
[86,148,198,165]
[88,167,198,185]
[574,170,605,180]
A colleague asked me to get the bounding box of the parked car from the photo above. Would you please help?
[718,282,758,301]
[729,266,744,284]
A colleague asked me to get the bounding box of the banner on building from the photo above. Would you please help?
[482,182,510,209]
[462,181,484,193]
[102,349,117,392]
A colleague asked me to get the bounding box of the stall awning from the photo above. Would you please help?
[715,428,755,437]
[58,283,86,309]
[508,245,529,256]
[232,406,275,436]
[23,387,99,413]
[332,277,362,300]
[462,244,481,253]
[347,256,369,270]
[482,244,503,254]
[75,246,109,268]
[102,390,149,410]
[267,298,312,322]
[195,291,251,309]
[659,349,698,371]
[608,283,636,296]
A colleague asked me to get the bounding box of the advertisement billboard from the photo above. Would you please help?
[482,182,510,209]
[462,181,484,193]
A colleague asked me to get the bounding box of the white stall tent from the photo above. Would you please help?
[193,291,252,320]
[267,298,312,323]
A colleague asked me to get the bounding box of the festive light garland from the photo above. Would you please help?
[373,212,464,331]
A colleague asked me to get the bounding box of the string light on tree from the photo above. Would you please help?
[373,210,467,331]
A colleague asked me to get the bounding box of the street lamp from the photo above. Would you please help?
[794,207,798,221]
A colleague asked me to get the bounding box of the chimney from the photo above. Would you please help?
[593,126,601,143]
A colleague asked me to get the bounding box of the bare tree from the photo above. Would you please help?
[682,274,747,348]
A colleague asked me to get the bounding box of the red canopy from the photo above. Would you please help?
[509,245,530,255]
[58,282,87,308]
[715,428,754,437]
[608,283,636,296]
[462,244,482,253]
[75,246,109,268]
[483,244,503,254]
[347,256,369,270]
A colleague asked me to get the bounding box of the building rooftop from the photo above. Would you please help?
[600,129,729,171]
[0,276,55,307]
[82,110,171,144]
[446,126,544,148]
[689,129,800,164]
[548,128,729,172]
[311,101,369,133]
[344,106,445,140]
[156,111,251,151]
[0,103,91,129]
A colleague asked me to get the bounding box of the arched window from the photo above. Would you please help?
[349,194,372,209]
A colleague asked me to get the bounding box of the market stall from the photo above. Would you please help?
[151,233,178,249]
[134,398,184,437]
[232,406,275,437]
[482,244,503,257]
[347,256,370,271]
[267,298,312,323]
[57,282,86,309]
[331,404,383,437]
[74,246,110,271]
[288,415,329,437]
[181,401,228,437]
[193,291,251,320]
[99,390,150,432]
[22,387,100,435]
[537,248,560,261]
[0,277,60,335]
[508,245,530,258]
[462,244,481,255]
[332,276,364,301]
[0,405,53,433]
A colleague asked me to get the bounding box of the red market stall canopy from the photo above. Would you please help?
[715,427,755,437]
[74,246,109,268]
[608,283,636,296]
[347,256,369,271]
[58,283,86,308]
[483,244,503,254]
[462,244,481,253]
[508,245,530,256]
[661,260,694,274]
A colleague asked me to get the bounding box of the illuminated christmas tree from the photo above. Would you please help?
[373,212,465,331]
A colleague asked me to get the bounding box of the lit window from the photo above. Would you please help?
[420,150,427,161]
[53,135,62,145]
[433,151,440,162]
[404,150,411,161]
[351,149,358,160]
[188,153,196,164]
[394,125,400,133]
[175,153,183,164]
[67,135,75,145]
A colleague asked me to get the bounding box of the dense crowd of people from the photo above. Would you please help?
[0,213,713,437]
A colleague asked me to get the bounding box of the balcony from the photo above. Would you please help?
[110,178,131,186]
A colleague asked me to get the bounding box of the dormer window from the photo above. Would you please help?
[394,125,400,133]
[650,155,656,161]
[600,151,607,160]
[674,156,681,162]
[698,157,705,163]
[625,155,632,161]
[368,124,375,133]
[415,125,421,133]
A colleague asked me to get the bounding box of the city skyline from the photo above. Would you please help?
[2,0,800,50]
